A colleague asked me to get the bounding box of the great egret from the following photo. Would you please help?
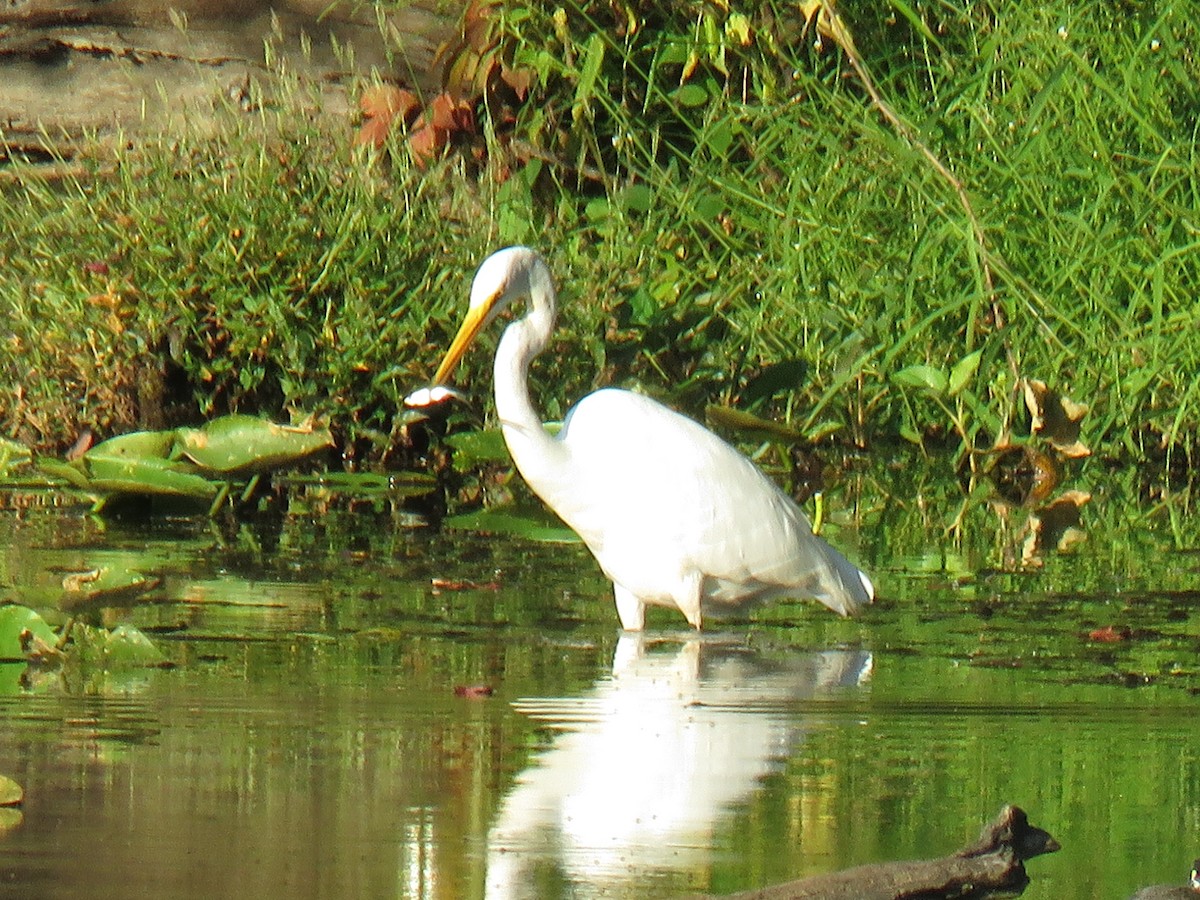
[415,246,873,630]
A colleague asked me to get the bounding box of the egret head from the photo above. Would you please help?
[434,247,542,385]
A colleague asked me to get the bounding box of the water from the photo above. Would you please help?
[0,467,1197,898]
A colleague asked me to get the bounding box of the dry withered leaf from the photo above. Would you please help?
[19,628,63,665]
[65,429,94,461]
[408,123,447,168]
[1022,378,1090,458]
[500,65,533,101]
[1087,625,1131,643]
[454,684,494,699]
[1021,489,1090,566]
[427,92,474,132]
[431,577,501,592]
[355,85,420,149]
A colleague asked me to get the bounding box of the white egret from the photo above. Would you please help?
[420,246,874,630]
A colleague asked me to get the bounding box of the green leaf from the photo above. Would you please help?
[0,605,57,660]
[672,83,709,108]
[103,625,165,668]
[740,359,810,407]
[280,470,436,497]
[61,567,163,607]
[891,364,949,396]
[82,456,218,499]
[705,405,804,443]
[626,286,657,327]
[572,34,606,121]
[173,415,333,475]
[0,774,22,808]
[0,438,31,476]
[85,430,175,461]
[725,12,752,45]
[444,508,580,544]
[36,458,92,490]
[621,184,654,213]
[948,350,983,397]
[445,429,511,470]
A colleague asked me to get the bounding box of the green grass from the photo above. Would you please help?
[1,0,1197,472]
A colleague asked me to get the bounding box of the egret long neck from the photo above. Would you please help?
[492,260,567,490]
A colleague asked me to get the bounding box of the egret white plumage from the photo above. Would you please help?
[419,246,873,630]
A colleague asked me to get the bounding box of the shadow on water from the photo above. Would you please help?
[0,459,1197,898]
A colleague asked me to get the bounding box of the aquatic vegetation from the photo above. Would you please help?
[0,1,1196,475]
[33,414,333,512]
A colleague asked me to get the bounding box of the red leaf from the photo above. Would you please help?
[454,684,494,699]
[1087,625,1131,643]
[356,86,420,148]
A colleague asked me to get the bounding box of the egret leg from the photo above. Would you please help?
[613,584,645,631]
[675,572,704,631]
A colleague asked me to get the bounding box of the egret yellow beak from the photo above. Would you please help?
[432,295,496,385]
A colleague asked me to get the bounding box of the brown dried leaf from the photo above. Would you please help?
[428,93,474,133]
[1022,378,1090,458]
[359,85,419,122]
[355,86,420,149]
[408,123,448,168]
[798,0,858,54]
[1088,625,1131,643]
[454,684,494,699]
[500,64,533,101]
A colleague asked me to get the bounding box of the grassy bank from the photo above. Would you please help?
[1,0,1197,472]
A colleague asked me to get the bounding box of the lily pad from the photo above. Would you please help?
[281,470,437,497]
[70,623,165,669]
[82,456,218,499]
[85,430,176,461]
[0,807,21,834]
[444,508,580,544]
[0,775,23,807]
[446,429,512,469]
[36,458,93,490]
[173,415,333,475]
[103,625,166,667]
[61,566,163,607]
[0,605,57,660]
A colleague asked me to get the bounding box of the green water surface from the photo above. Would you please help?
[0,462,1196,899]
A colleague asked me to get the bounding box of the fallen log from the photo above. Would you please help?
[0,0,451,168]
[1129,859,1200,899]
[701,805,1059,900]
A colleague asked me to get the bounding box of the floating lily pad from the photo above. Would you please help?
[61,566,163,608]
[446,429,511,470]
[36,458,93,490]
[0,775,23,807]
[0,807,21,834]
[281,470,436,497]
[82,456,218,499]
[103,625,166,667]
[85,430,176,461]
[70,623,165,669]
[0,605,57,660]
[173,415,333,474]
[444,508,580,544]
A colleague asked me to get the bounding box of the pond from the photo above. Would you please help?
[0,459,1197,899]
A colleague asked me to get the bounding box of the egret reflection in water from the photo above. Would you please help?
[484,635,872,897]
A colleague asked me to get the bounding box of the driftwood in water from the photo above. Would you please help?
[706,805,1060,900]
